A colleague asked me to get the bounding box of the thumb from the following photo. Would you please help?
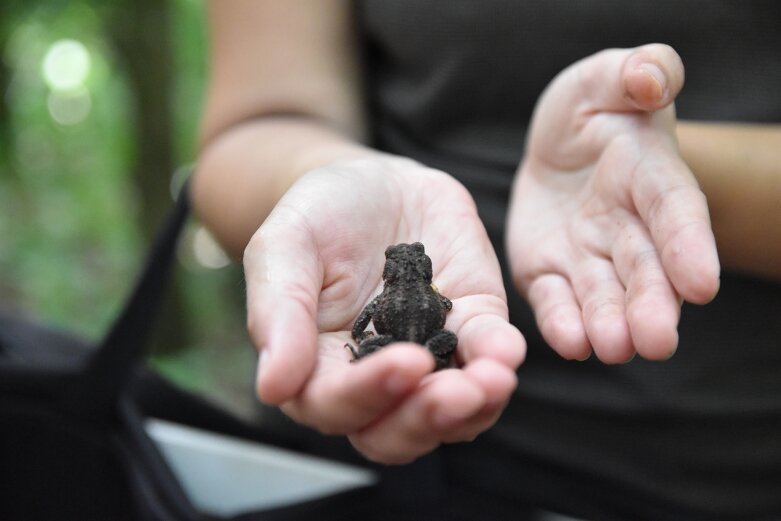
[578,43,685,113]
[244,210,323,405]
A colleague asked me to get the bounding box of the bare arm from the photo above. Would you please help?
[678,121,781,280]
[194,3,780,280]
[193,0,377,257]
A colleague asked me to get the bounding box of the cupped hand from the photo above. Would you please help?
[244,156,525,464]
[506,44,720,364]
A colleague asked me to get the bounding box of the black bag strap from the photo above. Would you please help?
[64,184,190,420]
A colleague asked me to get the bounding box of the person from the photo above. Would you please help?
[192,1,781,519]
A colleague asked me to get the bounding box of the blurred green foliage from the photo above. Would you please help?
[1,0,257,415]
[3,3,138,334]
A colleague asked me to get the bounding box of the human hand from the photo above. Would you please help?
[244,157,525,464]
[506,44,720,363]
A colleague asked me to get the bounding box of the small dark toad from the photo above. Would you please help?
[347,242,457,370]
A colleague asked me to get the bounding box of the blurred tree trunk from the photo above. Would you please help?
[0,19,14,177]
[105,0,191,354]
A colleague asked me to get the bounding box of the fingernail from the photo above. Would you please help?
[485,396,510,409]
[637,63,667,100]
[432,410,464,430]
[662,339,679,361]
[576,350,592,362]
[385,374,413,396]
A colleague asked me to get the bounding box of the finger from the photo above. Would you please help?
[245,212,323,405]
[462,357,517,406]
[629,150,721,304]
[612,221,680,360]
[578,44,685,113]
[439,359,517,443]
[446,297,526,369]
[526,274,591,360]
[349,369,487,465]
[571,258,634,363]
[281,344,435,434]
[439,406,505,444]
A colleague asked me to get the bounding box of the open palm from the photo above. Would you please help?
[507,45,720,363]
[244,156,524,463]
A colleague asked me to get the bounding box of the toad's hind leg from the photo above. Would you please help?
[425,329,458,370]
[346,334,395,362]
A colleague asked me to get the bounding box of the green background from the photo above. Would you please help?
[1,0,258,417]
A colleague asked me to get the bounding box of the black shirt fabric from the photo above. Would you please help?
[357,1,781,519]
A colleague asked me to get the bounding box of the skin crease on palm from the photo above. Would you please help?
[508,44,719,364]
[240,44,720,465]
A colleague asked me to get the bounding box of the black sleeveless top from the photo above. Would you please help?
[358,1,781,518]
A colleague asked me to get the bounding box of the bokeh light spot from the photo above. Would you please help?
[47,87,92,126]
[41,39,91,91]
[193,227,231,269]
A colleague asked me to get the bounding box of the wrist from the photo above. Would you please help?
[194,117,374,258]
[676,120,781,279]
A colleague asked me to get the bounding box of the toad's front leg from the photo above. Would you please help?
[437,292,452,311]
[351,295,380,340]
[347,334,396,362]
[346,295,382,361]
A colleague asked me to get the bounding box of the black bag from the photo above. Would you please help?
[0,188,381,520]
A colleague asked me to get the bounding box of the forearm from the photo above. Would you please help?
[678,121,781,280]
[193,117,378,258]
[194,0,372,258]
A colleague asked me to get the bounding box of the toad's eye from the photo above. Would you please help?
[416,256,433,281]
[383,259,399,282]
